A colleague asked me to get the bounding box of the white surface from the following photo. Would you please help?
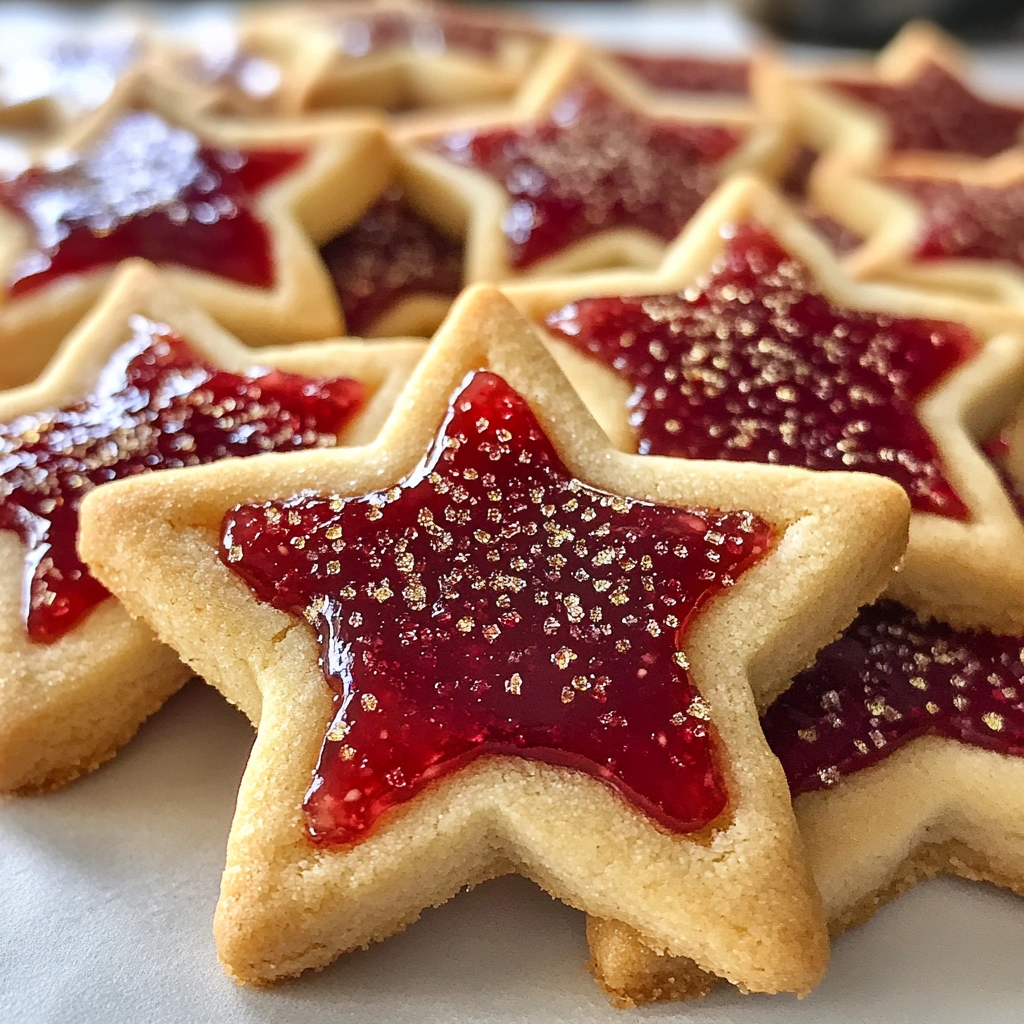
[3,5,1024,1022]
[4,682,1024,1023]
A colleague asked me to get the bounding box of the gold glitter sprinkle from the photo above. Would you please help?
[328,722,350,741]
[909,676,927,690]
[686,696,711,721]
[457,616,475,632]
[672,651,689,670]
[926,701,940,714]
[797,727,818,743]
[572,675,591,691]
[327,560,341,575]
[361,693,378,712]
[326,525,342,541]
[339,745,356,761]
[561,686,575,704]
[982,711,1004,732]
[506,673,523,695]
[553,646,577,669]
[227,544,243,562]
[670,712,686,725]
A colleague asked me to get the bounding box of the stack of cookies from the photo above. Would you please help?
[1,2,1023,1007]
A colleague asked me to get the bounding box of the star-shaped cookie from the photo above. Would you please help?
[78,286,908,995]
[395,38,791,282]
[586,584,1024,1005]
[506,174,1024,634]
[809,149,1024,307]
[249,0,550,115]
[0,259,425,794]
[0,72,389,389]
[788,21,1024,170]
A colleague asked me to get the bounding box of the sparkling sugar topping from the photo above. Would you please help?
[319,185,464,336]
[545,221,977,518]
[886,176,1024,270]
[827,61,1024,157]
[220,370,773,845]
[0,318,364,642]
[0,109,303,295]
[429,77,744,268]
[764,600,1024,794]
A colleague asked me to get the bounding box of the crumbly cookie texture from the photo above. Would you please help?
[393,37,791,285]
[0,71,390,388]
[79,283,907,997]
[505,174,1024,635]
[0,260,425,793]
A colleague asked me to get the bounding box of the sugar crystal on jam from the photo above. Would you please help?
[320,185,463,335]
[827,62,1024,158]
[429,77,744,268]
[220,370,773,845]
[611,53,750,96]
[885,177,1024,271]
[763,600,1024,795]
[0,318,364,642]
[0,109,303,295]
[545,221,975,518]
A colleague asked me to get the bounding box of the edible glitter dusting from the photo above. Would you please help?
[319,185,464,336]
[611,53,750,96]
[827,61,1024,157]
[220,370,773,845]
[545,221,976,518]
[429,77,744,268]
[0,109,303,296]
[0,318,364,642]
[885,177,1024,271]
[763,600,1024,795]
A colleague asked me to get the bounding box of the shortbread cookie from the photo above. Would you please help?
[506,174,1024,633]
[588,591,1024,1005]
[0,260,425,794]
[810,150,1024,306]
[787,21,1024,171]
[79,286,908,994]
[0,72,389,388]
[395,38,791,283]
[0,18,146,147]
[254,0,550,115]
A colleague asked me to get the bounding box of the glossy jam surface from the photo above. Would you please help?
[0,31,139,116]
[0,319,364,642]
[828,62,1024,157]
[0,110,303,295]
[612,53,750,95]
[764,600,1024,795]
[431,77,743,268]
[221,370,773,845]
[545,221,975,518]
[320,185,463,335]
[886,177,1024,270]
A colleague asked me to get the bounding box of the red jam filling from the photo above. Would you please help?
[827,62,1024,157]
[884,177,1024,271]
[0,318,364,642]
[612,53,750,96]
[220,370,772,845]
[320,185,464,336]
[0,109,303,296]
[545,221,976,519]
[429,77,744,269]
[763,600,1024,795]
